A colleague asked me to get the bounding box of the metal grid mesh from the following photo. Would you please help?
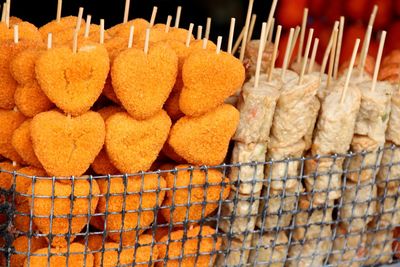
[1,146,400,266]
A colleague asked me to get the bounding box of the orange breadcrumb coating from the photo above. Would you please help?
[23,243,94,267]
[93,235,159,266]
[107,18,149,40]
[14,199,37,232]
[164,90,184,121]
[0,161,20,190]
[105,111,171,174]
[111,42,178,120]
[144,225,174,241]
[189,39,217,52]
[76,233,108,253]
[163,39,190,92]
[339,54,375,77]
[157,225,221,267]
[97,174,166,245]
[12,120,42,168]
[0,110,26,162]
[10,48,54,117]
[138,27,170,43]
[30,110,105,177]
[161,164,230,224]
[180,50,245,116]
[168,28,195,43]
[0,21,42,43]
[28,178,100,248]
[39,16,86,45]
[35,43,110,116]
[89,215,105,230]
[162,142,187,163]
[168,104,240,165]
[11,236,48,267]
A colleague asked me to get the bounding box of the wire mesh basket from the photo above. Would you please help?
[1,145,400,266]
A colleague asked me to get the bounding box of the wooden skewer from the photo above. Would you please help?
[1,4,5,23]
[100,19,105,44]
[227,18,236,54]
[267,18,275,43]
[327,28,338,88]
[288,26,301,64]
[371,31,386,92]
[334,16,344,79]
[47,33,52,49]
[232,26,244,55]
[186,23,194,47]
[174,6,182,28]
[299,28,314,85]
[255,22,268,89]
[56,0,62,22]
[165,15,172,33]
[128,25,134,48]
[268,25,282,81]
[72,30,78,53]
[368,5,378,27]
[123,0,130,23]
[239,0,255,62]
[281,28,295,79]
[297,8,309,64]
[246,14,257,43]
[5,0,9,28]
[308,38,319,74]
[202,37,208,49]
[75,7,84,32]
[266,0,279,32]
[144,28,150,54]
[205,17,212,40]
[216,36,222,54]
[320,21,339,77]
[197,25,203,40]
[84,15,91,38]
[359,25,373,77]
[149,6,158,27]
[340,38,360,104]
[13,24,18,44]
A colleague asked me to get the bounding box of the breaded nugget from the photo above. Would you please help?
[167,104,240,165]
[23,243,94,267]
[15,166,46,203]
[39,16,86,45]
[29,178,100,247]
[189,39,217,52]
[31,110,105,177]
[157,225,221,267]
[89,215,105,230]
[107,19,149,40]
[93,235,158,266]
[0,21,42,43]
[161,164,230,224]
[161,142,187,163]
[0,161,20,190]
[105,111,171,174]
[180,49,245,116]
[0,109,26,162]
[112,42,178,120]
[164,90,184,121]
[76,233,108,253]
[14,199,37,232]
[11,236,48,267]
[97,174,166,245]
[163,39,190,92]
[12,120,42,168]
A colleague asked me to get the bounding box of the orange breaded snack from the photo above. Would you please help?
[30,110,105,177]
[157,225,221,267]
[168,28,195,43]
[107,18,149,40]
[0,161,20,190]
[168,104,240,165]
[39,16,86,45]
[161,164,230,224]
[12,120,42,168]
[10,48,54,117]
[0,110,26,162]
[23,243,94,267]
[35,43,110,116]
[138,27,170,43]
[93,235,158,266]
[0,21,42,43]
[105,111,171,174]
[97,174,166,245]
[189,39,217,52]
[11,236,48,267]
[77,233,108,253]
[180,49,245,116]
[162,142,186,163]
[29,179,100,248]
[14,199,37,232]
[164,90,184,121]
[163,39,190,93]
[112,42,178,120]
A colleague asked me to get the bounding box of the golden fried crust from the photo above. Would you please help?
[180,49,245,116]
[157,226,221,267]
[112,43,178,120]
[105,111,171,174]
[0,161,20,190]
[97,174,166,245]
[29,179,100,248]
[12,120,42,168]
[76,234,108,253]
[23,243,94,267]
[11,236,48,267]
[93,235,159,266]
[168,104,240,165]
[164,90,184,121]
[0,110,26,162]
[107,19,149,40]
[39,16,86,45]
[35,44,110,116]
[15,166,47,203]
[0,21,42,43]
[161,164,230,224]
[163,39,190,93]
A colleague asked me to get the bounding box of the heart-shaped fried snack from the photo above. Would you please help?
[167,104,239,165]
[39,16,86,45]
[10,236,47,267]
[180,49,245,116]
[105,111,171,173]
[107,18,149,40]
[112,43,178,119]
[97,174,166,245]
[12,120,42,168]
[30,110,105,177]
[0,21,42,43]
[0,110,26,162]
[161,164,230,224]
[164,90,184,121]
[35,43,110,116]
[23,243,93,266]
[0,161,20,190]
[29,179,100,247]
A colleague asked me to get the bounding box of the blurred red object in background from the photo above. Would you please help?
[276,31,299,67]
[364,0,393,28]
[395,0,400,16]
[344,0,367,21]
[340,23,366,64]
[325,0,343,23]
[308,0,325,17]
[387,21,400,53]
[276,0,307,28]
[393,227,400,259]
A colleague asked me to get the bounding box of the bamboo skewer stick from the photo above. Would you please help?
[165,15,172,33]
[247,14,257,43]
[297,8,309,64]
[341,39,360,104]
[75,7,84,32]
[232,26,244,55]
[239,0,255,62]
[299,28,314,85]
[334,16,344,79]
[281,28,295,79]
[288,26,301,64]
[255,22,268,88]
[123,0,131,23]
[368,5,378,27]
[13,24,17,44]
[5,0,10,28]
[186,23,194,47]
[174,6,182,28]
[327,29,338,89]
[47,33,52,49]
[1,4,5,23]
[267,18,275,43]
[308,38,319,74]
[84,15,91,38]
[227,18,236,54]
[144,28,150,54]
[371,31,387,92]
[320,21,339,77]
[128,25,134,48]
[100,19,105,44]
[359,25,373,77]
[205,17,212,40]
[197,25,203,40]
[56,0,62,22]
[268,25,282,81]
[149,6,158,27]
[216,36,223,54]
[72,30,78,54]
